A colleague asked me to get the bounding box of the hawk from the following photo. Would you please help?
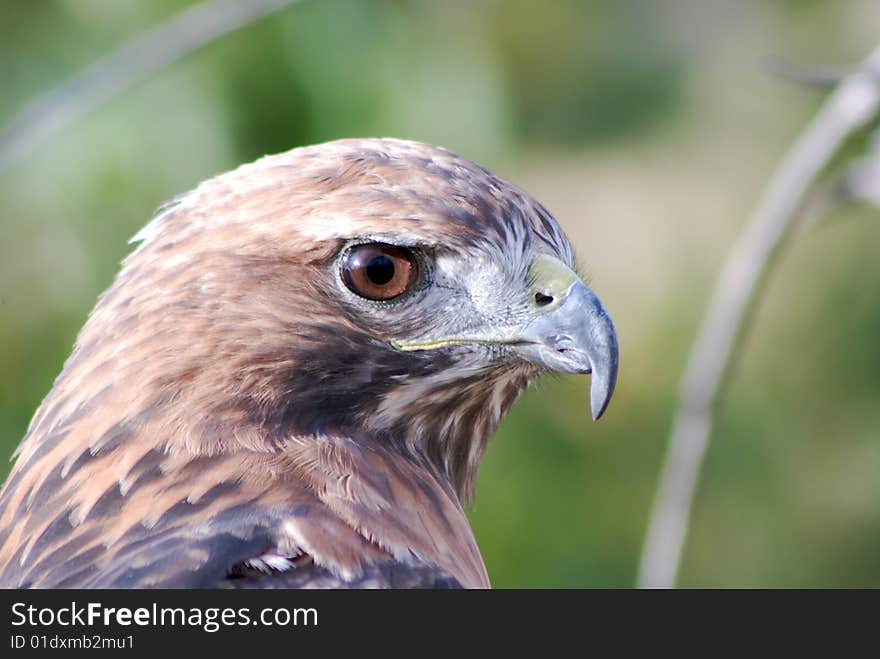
[0,138,618,588]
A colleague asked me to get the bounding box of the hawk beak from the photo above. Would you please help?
[515,256,619,420]
[389,255,618,420]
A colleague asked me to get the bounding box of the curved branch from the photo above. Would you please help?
[0,0,299,174]
[637,43,880,589]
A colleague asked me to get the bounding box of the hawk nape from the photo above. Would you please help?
[0,138,618,588]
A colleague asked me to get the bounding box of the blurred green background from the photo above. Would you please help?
[2,0,879,587]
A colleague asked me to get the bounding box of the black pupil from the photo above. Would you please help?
[366,254,395,285]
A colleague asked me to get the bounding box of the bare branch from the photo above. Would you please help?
[0,0,299,174]
[638,44,880,589]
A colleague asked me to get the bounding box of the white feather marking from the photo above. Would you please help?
[243,552,300,574]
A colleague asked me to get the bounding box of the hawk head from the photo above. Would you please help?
[0,138,618,588]
[127,137,617,498]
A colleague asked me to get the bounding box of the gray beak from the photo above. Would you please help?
[390,253,619,421]
[516,280,619,420]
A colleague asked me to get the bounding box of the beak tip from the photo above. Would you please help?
[588,333,619,422]
[590,387,612,421]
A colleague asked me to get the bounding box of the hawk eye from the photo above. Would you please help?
[341,243,419,301]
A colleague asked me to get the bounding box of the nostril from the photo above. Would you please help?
[534,292,554,306]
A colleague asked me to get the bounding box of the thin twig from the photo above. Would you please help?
[0,0,299,174]
[637,44,880,589]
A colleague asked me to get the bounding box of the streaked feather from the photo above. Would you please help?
[0,138,576,588]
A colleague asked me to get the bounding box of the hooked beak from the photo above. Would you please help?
[391,255,619,420]
[514,256,619,420]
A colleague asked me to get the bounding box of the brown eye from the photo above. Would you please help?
[341,243,419,301]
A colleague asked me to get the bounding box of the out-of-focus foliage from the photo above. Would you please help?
[1,0,879,587]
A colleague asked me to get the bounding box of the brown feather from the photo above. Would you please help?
[0,138,576,588]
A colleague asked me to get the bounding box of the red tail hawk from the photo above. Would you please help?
[0,138,618,588]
